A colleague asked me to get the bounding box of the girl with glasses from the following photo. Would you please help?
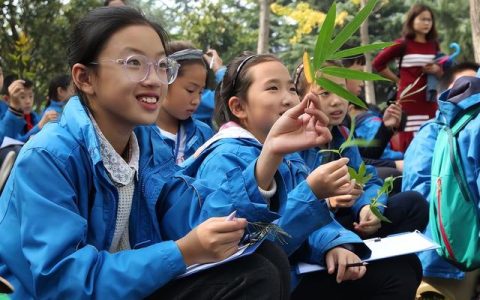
[0,7,317,299]
[373,4,442,152]
[155,41,214,164]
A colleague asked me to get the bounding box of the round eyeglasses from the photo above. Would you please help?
[90,54,180,84]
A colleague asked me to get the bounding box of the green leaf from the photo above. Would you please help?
[339,139,378,153]
[348,166,359,180]
[319,149,341,155]
[313,2,336,69]
[315,76,367,109]
[370,204,392,223]
[321,66,390,81]
[329,0,379,54]
[359,162,366,177]
[328,42,395,60]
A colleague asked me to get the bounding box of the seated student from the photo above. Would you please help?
[181,52,423,300]
[156,41,213,164]
[43,74,75,115]
[0,7,301,299]
[0,79,58,142]
[194,48,226,128]
[339,54,404,193]
[403,62,480,297]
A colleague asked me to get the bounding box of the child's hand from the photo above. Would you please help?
[7,80,26,111]
[176,217,247,266]
[423,63,442,76]
[264,92,332,156]
[327,182,363,208]
[307,157,353,199]
[38,111,59,129]
[383,103,402,128]
[204,49,223,72]
[353,206,381,236]
[325,247,366,283]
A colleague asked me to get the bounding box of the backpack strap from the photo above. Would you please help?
[447,104,480,202]
[451,105,480,136]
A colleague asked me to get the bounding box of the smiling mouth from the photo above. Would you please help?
[137,96,159,104]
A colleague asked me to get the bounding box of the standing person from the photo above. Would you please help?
[43,74,75,115]
[156,41,213,164]
[373,4,442,152]
[0,7,294,299]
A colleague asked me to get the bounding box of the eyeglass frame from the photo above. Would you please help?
[89,54,180,84]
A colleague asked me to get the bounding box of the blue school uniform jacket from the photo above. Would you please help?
[181,137,368,265]
[0,96,267,299]
[299,126,387,218]
[0,110,41,142]
[403,76,480,279]
[0,100,7,118]
[159,117,213,162]
[43,99,65,115]
[353,111,404,160]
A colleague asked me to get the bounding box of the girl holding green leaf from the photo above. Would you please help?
[295,62,428,238]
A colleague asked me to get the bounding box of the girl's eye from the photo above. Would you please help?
[125,58,142,66]
[267,86,278,91]
[289,86,297,92]
[320,91,330,97]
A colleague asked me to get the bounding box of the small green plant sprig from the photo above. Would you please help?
[348,161,372,188]
[319,117,378,157]
[303,0,393,109]
[369,176,401,223]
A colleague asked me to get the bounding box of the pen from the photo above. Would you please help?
[346,262,368,268]
[209,56,215,70]
[225,210,237,221]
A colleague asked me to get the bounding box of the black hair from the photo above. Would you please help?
[168,41,208,81]
[2,74,33,96]
[213,52,280,127]
[438,62,480,92]
[48,74,71,100]
[341,54,366,68]
[67,6,169,102]
[104,0,127,6]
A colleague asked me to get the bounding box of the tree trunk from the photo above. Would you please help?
[257,0,270,54]
[470,0,480,63]
[360,0,376,104]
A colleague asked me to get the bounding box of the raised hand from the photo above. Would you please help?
[325,246,366,283]
[263,92,332,156]
[175,217,247,266]
[383,103,402,129]
[38,111,59,129]
[7,80,26,111]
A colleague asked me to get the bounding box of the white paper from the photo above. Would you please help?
[0,137,24,149]
[297,231,439,274]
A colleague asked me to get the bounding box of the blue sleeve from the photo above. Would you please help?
[157,158,279,241]
[305,220,370,265]
[402,122,438,199]
[0,148,187,299]
[355,115,382,142]
[196,150,336,256]
[215,67,226,84]
[0,110,26,142]
[343,146,386,217]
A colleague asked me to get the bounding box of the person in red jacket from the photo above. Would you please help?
[372,4,442,152]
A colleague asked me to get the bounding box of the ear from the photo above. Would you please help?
[71,63,95,96]
[347,104,355,113]
[227,96,247,120]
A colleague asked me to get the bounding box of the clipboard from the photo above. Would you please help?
[177,238,265,279]
[296,230,440,274]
